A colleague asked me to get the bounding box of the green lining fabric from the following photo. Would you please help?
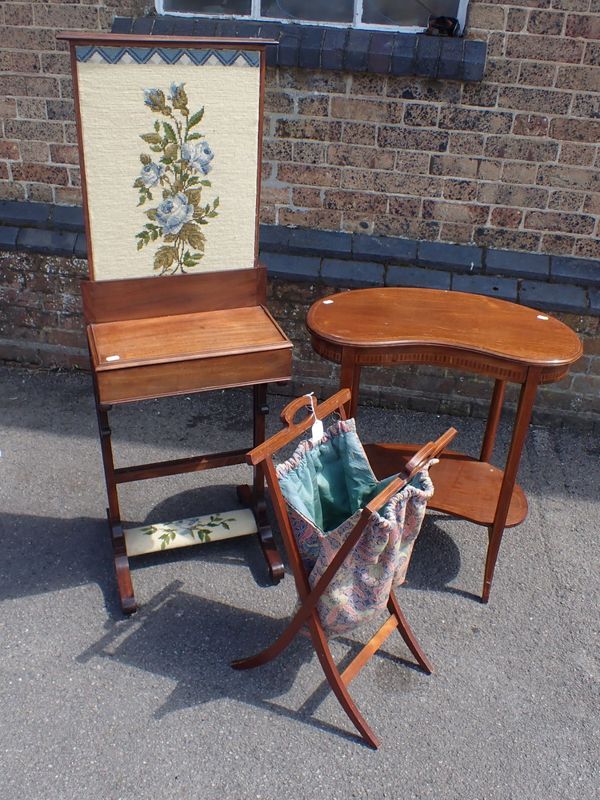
[278,425,399,533]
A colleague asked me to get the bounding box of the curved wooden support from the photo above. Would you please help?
[231,609,299,671]
[279,389,351,427]
[387,591,433,674]
[236,484,284,583]
[308,617,380,749]
[108,513,137,614]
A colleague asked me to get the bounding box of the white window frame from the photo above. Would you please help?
[154,1,470,34]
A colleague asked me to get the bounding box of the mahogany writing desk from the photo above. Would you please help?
[307,287,582,602]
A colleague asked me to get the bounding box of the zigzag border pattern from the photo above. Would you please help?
[75,46,260,67]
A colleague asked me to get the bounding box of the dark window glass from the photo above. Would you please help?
[162,0,252,14]
[363,0,460,27]
[260,0,353,24]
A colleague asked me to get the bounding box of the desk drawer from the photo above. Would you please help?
[96,347,292,405]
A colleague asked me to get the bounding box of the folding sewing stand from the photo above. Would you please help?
[233,389,456,748]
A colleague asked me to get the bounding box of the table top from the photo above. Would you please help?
[307,287,582,369]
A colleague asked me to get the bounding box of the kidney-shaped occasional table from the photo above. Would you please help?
[306,287,582,603]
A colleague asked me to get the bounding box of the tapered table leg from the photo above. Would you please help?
[480,379,506,463]
[340,348,361,419]
[482,367,540,603]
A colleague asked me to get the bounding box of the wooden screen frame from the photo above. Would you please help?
[58,32,274,282]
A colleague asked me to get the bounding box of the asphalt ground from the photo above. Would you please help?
[0,366,598,800]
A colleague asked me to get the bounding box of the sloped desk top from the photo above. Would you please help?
[88,305,292,405]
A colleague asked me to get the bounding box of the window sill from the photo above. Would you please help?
[112,16,486,81]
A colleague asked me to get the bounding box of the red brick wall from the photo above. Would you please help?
[1,1,599,257]
[260,1,600,258]
[0,0,150,204]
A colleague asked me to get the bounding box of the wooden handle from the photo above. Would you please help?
[248,389,351,466]
[404,427,458,476]
[280,394,317,427]
[279,389,351,427]
[365,426,458,515]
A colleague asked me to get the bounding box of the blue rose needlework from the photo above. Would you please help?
[134,83,219,275]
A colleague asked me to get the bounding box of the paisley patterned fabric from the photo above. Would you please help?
[276,419,434,637]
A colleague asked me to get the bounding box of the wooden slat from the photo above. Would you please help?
[57,32,276,48]
[341,616,399,687]
[114,448,249,484]
[81,268,267,323]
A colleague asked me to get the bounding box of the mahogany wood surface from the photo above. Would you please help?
[114,448,248,484]
[82,268,267,323]
[90,306,289,370]
[95,347,291,405]
[364,443,528,527]
[307,288,582,372]
[307,287,582,603]
[58,31,277,48]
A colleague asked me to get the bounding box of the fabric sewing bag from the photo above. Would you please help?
[276,418,434,637]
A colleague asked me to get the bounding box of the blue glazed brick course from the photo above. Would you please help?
[520,281,588,313]
[368,33,394,74]
[353,233,417,263]
[299,26,323,69]
[131,16,154,35]
[551,257,600,286]
[322,258,384,287]
[50,205,84,232]
[260,252,320,281]
[437,38,464,80]
[391,34,417,75]
[462,40,487,81]
[387,265,451,290]
[152,17,175,35]
[3,198,598,318]
[17,228,77,258]
[112,17,133,34]
[418,241,483,273]
[416,35,441,78]
[288,228,351,257]
[486,249,549,279]
[452,273,518,302]
[74,233,87,259]
[0,200,50,227]
[321,28,347,71]
[344,30,371,72]
[278,27,301,68]
[0,226,19,250]
[127,17,486,81]
[260,224,291,252]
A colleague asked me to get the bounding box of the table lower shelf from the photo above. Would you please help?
[364,443,528,528]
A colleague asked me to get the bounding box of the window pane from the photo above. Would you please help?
[162,0,252,14]
[363,0,460,28]
[260,0,353,24]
